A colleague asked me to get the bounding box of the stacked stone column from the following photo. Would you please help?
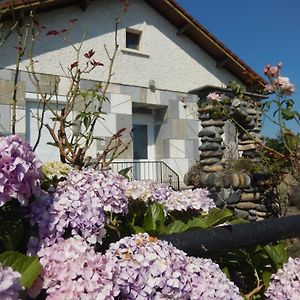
[184,86,275,221]
[235,98,263,159]
[198,104,225,173]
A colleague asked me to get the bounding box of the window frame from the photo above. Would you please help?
[126,28,142,51]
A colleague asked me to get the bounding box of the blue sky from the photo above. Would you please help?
[176,0,300,138]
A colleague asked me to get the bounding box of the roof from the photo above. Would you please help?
[0,0,265,91]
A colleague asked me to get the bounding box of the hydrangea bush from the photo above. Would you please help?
[0,264,22,300]
[126,181,215,213]
[0,135,42,206]
[125,180,173,203]
[105,233,242,300]
[265,257,300,300]
[28,169,129,249]
[33,237,116,300]
[31,233,243,299]
[160,188,215,212]
[0,134,296,299]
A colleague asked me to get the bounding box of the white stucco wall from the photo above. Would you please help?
[0,0,241,93]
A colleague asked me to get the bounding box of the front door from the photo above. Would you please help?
[132,113,155,180]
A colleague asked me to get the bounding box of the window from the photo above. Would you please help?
[133,124,148,159]
[126,29,141,50]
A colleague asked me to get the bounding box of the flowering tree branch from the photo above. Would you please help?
[26,16,131,169]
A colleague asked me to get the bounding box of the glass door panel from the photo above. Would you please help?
[133,124,148,159]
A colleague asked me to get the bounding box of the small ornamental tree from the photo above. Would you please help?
[26,14,132,169]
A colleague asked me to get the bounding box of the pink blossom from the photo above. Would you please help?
[276,76,295,95]
[264,83,275,93]
[266,257,300,299]
[263,63,281,78]
[35,237,115,299]
[207,92,223,101]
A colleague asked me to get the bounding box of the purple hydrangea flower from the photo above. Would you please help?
[265,257,300,299]
[28,169,128,250]
[0,264,22,300]
[126,181,214,213]
[105,233,241,299]
[187,256,242,299]
[105,233,191,299]
[33,237,116,299]
[0,135,42,206]
[160,188,215,212]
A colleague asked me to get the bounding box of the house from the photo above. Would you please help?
[0,0,264,186]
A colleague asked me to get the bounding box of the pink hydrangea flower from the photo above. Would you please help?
[265,257,300,300]
[105,233,242,299]
[28,169,128,251]
[125,180,172,203]
[160,188,215,212]
[34,237,116,299]
[0,135,42,206]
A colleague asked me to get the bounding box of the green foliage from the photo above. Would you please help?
[0,251,42,288]
[143,203,166,234]
[164,220,188,234]
[126,202,235,236]
[203,207,234,227]
[227,81,244,96]
[118,167,132,180]
[0,205,24,251]
[212,241,288,298]
[227,157,268,174]
[227,154,285,177]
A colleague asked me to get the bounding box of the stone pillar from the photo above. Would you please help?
[198,104,225,173]
[184,85,275,220]
[234,98,263,160]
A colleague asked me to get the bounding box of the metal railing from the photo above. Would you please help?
[111,160,180,190]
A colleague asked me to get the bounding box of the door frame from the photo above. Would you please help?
[132,112,155,160]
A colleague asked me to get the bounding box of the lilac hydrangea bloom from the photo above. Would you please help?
[105,233,241,299]
[0,135,42,206]
[125,180,173,203]
[28,169,128,249]
[0,264,22,300]
[105,233,191,299]
[187,257,242,300]
[160,188,215,212]
[34,237,116,300]
[265,257,300,299]
[126,181,214,213]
